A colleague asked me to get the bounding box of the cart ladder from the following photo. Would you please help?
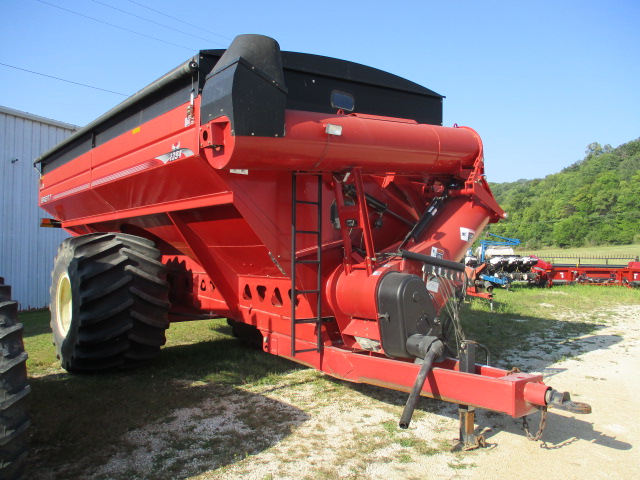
[291,172,324,356]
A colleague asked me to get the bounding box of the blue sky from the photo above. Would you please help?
[1,0,638,183]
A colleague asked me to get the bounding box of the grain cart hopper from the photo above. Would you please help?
[35,35,590,447]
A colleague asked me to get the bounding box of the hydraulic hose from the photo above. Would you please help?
[399,338,444,429]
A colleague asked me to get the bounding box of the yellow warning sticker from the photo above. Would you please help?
[132,127,141,135]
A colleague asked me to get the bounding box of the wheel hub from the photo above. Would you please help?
[56,272,72,335]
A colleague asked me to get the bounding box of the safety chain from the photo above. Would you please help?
[522,406,548,441]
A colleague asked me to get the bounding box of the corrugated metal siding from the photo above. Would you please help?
[0,107,77,309]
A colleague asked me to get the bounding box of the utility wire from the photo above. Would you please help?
[36,0,195,51]
[88,0,227,47]
[0,62,129,96]
[126,0,232,41]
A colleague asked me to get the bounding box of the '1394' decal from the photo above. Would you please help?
[155,142,194,163]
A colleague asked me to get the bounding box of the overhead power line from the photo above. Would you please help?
[126,0,232,42]
[36,0,195,51]
[0,62,129,96]
[88,0,227,47]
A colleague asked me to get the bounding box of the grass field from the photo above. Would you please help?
[517,243,640,264]
[19,282,640,478]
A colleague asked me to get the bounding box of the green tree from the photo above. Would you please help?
[552,215,589,247]
[489,138,640,248]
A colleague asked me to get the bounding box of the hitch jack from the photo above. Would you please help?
[454,340,486,450]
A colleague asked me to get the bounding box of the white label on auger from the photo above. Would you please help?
[460,227,475,242]
[426,277,439,293]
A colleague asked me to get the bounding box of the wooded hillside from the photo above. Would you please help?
[487,139,640,248]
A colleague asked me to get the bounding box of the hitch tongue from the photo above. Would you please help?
[546,389,592,414]
[398,336,444,429]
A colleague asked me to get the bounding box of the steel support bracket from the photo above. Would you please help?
[454,340,487,451]
[456,405,486,451]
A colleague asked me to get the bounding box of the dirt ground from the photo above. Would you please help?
[200,303,640,480]
[44,303,640,480]
[466,303,640,480]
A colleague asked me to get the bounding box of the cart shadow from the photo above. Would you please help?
[25,339,309,480]
[477,409,632,451]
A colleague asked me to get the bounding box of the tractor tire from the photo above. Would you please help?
[0,279,30,480]
[50,233,170,373]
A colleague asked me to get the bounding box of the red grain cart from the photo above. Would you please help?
[36,35,589,447]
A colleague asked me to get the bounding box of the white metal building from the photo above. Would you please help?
[1,106,77,309]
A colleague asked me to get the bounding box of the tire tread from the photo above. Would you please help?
[0,280,29,480]
[50,233,170,372]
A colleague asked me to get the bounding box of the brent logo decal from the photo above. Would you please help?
[155,142,194,164]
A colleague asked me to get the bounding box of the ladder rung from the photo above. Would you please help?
[294,230,320,235]
[296,200,321,206]
[296,289,320,294]
[294,318,322,324]
[294,316,335,323]
[296,260,320,264]
[294,347,320,354]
